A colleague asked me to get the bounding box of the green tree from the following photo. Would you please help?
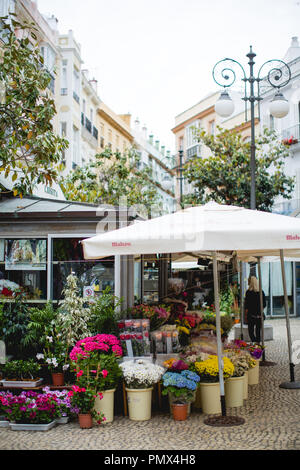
[0,16,68,196]
[183,125,295,212]
[60,147,162,216]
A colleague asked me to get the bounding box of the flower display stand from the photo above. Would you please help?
[56,416,69,424]
[199,382,221,415]
[9,421,57,431]
[0,378,43,389]
[125,387,153,421]
[248,362,259,385]
[93,389,116,424]
[0,419,9,428]
[225,376,244,408]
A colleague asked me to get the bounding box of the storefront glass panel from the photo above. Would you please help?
[0,238,47,301]
[52,238,114,300]
[246,261,294,317]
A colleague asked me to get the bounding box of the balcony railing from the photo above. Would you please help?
[92,126,98,141]
[282,123,300,145]
[85,117,92,133]
[73,91,80,104]
[186,144,201,160]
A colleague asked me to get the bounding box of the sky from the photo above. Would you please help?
[38,0,300,153]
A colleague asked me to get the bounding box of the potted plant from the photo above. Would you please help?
[194,355,234,414]
[36,328,70,387]
[231,340,262,385]
[0,391,13,427]
[224,349,249,407]
[42,386,78,424]
[0,360,43,388]
[68,385,105,429]
[3,390,61,431]
[70,333,123,423]
[120,359,165,421]
[161,369,200,421]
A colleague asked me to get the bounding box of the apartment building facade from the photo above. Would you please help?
[171,90,259,203]
[132,118,176,214]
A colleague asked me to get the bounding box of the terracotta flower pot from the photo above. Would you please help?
[171,403,188,421]
[78,413,93,429]
[51,372,64,387]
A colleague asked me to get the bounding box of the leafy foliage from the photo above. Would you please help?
[183,126,295,211]
[56,274,91,347]
[0,16,68,196]
[0,293,32,358]
[60,147,162,216]
[0,359,41,380]
[88,287,122,336]
[23,302,58,351]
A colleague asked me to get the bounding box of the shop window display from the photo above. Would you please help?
[0,239,47,300]
[52,238,114,300]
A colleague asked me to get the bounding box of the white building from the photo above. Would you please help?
[258,37,300,216]
[132,118,176,214]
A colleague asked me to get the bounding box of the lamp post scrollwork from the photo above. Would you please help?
[212,46,292,210]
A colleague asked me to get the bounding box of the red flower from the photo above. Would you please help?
[1,288,13,297]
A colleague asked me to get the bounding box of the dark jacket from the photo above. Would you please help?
[245,290,266,320]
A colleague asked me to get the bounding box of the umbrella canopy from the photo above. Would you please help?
[82,201,300,413]
[82,201,300,261]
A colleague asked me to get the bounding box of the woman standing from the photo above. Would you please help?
[245,276,266,344]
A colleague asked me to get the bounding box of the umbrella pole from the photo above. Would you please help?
[212,251,226,416]
[257,257,265,360]
[258,257,277,367]
[204,252,245,427]
[239,261,244,340]
[279,249,300,389]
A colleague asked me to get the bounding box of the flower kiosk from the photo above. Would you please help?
[82,201,300,424]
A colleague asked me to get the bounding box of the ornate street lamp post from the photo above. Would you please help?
[212,46,291,210]
[212,48,292,367]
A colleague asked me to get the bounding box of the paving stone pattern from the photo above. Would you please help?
[0,319,300,451]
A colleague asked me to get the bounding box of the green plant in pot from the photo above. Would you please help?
[36,325,70,386]
[88,287,123,336]
[162,369,200,421]
[1,360,41,381]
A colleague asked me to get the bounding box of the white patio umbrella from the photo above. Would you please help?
[82,202,300,415]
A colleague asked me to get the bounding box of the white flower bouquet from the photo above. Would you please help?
[120,359,165,389]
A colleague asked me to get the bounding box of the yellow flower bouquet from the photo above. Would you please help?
[195,355,234,383]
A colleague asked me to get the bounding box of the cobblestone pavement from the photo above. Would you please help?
[0,319,300,451]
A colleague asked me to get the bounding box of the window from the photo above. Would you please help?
[61,64,68,95]
[73,67,80,103]
[52,238,114,300]
[185,120,201,149]
[82,99,86,115]
[0,239,47,301]
[108,129,112,147]
[60,122,67,137]
[270,114,275,130]
[73,125,80,164]
[40,44,56,73]
[209,120,215,136]
[179,136,184,151]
